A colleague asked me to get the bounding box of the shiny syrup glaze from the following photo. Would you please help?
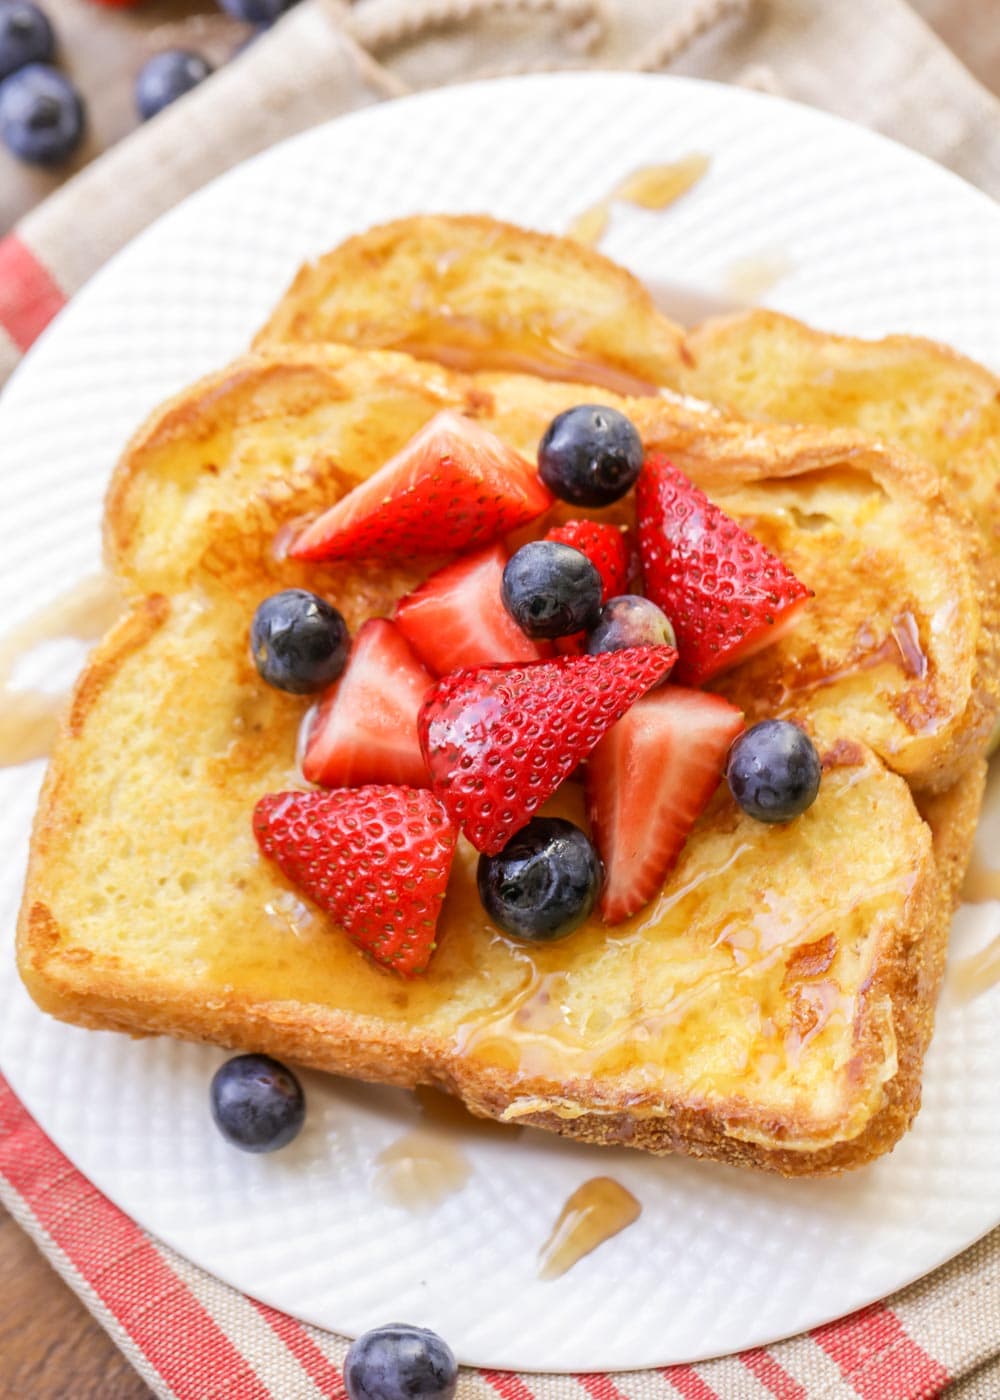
[537,1177,641,1280]
[776,612,928,710]
[0,574,123,769]
[446,772,886,1111]
[567,155,711,248]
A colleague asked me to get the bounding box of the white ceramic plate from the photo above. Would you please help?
[1,74,999,1373]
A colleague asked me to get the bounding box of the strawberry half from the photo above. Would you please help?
[545,520,630,603]
[291,410,553,562]
[302,618,432,788]
[419,647,676,855]
[394,544,547,675]
[253,786,458,975]
[637,455,811,686]
[586,687,745,924]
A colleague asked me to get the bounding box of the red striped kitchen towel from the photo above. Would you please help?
[2,3,999,1397]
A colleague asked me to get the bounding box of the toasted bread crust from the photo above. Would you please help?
[254,214,685,396]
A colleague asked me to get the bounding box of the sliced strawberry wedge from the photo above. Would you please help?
[394,544,547,675]
[254,786,458,975]
[291,410,553,562]
[637,455,811,686]
[545,519,630,603]
[419,646,676,854]
[586,687,745,924]
[302,618,432,788]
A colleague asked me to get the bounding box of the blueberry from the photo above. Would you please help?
[210,1053,305,1153]
[0,63,82,165]
[478,817,602,942]
[345,1323,458,1400]
[135,49,212,121]
[501,540,602,639]
[0,1,54,82]
[538,404,643,507]
[726,719,821,823]
[251,589,349,694]
[217,0,298,23]
[586,594,676,660]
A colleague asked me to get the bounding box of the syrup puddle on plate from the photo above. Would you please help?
[537,1176,642,1281]
[413,1084,524,1140]
[374,1130,471,1211]
[567,154,711,248]
[723,250,794,302]
[951,851,1000,1000]
[0,573,123,769]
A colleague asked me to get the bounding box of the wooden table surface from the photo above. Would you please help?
[1,2,998,1396]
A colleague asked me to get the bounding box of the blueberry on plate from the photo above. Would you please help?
[345,1323,458,1400]
[586,594,675,660]
[726,719,821,823]
[210,1053,305,1153]
[501,540,603,639]
[0,63,82,165]
[251,589,350,694]
[135,49,212,121]
[0,1,55,83]
[217,0,297,23]
[478,817,603,942]
[538,404,643,507]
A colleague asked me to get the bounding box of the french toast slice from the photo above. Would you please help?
[253,214,686,397]
[106,348,996,792]
[256,218,1000,562]
[18,591,945,1176]
[677,310,1000,550]
[16,344,984,1173]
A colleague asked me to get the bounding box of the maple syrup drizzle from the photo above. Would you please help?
[374,1130,471,1210]
[951,938,1000,1001]
[960,850,1000,905]
[0,574,123,769]
[567,155,711,247]
[537,1177,641,1280]
[413,1085,523,1139]
[950,852,1000,999]
[724,250,794,302]
[780,612,928,706]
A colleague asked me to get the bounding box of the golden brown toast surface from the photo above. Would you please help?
[18,342,984,1174]
[108,348,997,793]
[19,590,942,1175]
[253,214,686,397]
[677,310,1000,550]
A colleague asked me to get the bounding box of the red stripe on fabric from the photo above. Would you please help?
[0,236,66,350]
[482,1372,537,1400]
[660,1367,720,1399]
[575,1373,630,1400]
[812,1304,950,1400]
[0,1075,271,1400]
[253,1299,348,1398]
[740,1349,808,1400]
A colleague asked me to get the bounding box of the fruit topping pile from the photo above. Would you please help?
[251,404,820,974]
